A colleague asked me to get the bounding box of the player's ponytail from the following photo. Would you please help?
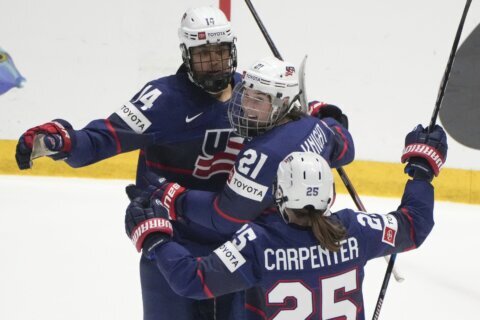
[293,208,346,251]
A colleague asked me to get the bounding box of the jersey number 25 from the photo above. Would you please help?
[266,268,359,319]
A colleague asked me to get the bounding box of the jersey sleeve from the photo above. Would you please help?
[319,117,354,168]
[151,223,262,299]
[65,82,170,167]
[336,179,434,260]
[177,147,281,236]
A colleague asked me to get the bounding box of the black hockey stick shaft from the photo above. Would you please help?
[373,1,473,319]
[244,0,283,61]
[336,167,367,211]
[429,0,472,132]
[372,254,397,320]
[372,257,397,320]
[337,167,404,285]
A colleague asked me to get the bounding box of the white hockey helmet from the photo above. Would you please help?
[274,152,335,222]
[178,7,237,93]
[228,56,301,137]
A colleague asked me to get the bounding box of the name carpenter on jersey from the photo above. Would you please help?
[264,237,359,271]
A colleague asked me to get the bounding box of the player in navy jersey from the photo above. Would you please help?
[139,56,354,238]
[15,6,247,320]
[123,56,353,317]
[125,123,447,319]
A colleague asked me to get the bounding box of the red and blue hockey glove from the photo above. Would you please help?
[309,101,349,129]
[15,119,73,169]
[125,172,186,220]
[125,197,173,257]
[401,124,448,181]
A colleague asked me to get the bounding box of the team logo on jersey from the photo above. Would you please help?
[115,102,152,133]
[185,112,203,123]
[285,66,295,76]
[193,129,244,179]
[214,241,246,273]
[381,214,398,247]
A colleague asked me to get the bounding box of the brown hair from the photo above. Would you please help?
[292,208,347,252]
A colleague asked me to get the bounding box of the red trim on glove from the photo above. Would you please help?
[308,101,328,117]
[130,218,173,252]
[50,121,72,152]
[401,143,445,176]
[159,183,186,220]
[23,121,72,152]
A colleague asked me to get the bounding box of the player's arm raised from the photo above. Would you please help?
[15,81,167,169]
[338,124,447,258]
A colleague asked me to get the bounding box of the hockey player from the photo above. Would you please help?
[14,6,244,320]
[133,56,354,238]
[125,124,447,319]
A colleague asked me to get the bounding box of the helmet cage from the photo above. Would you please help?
[228,82,299,138]
[180,42,237,93]
[228,58,300,138]
[178,7,237,93]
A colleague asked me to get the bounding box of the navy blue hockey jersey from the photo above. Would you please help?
[63,70,246,247]
[65,70,243,192]
[152,179,434,320]
[178,115,354,235]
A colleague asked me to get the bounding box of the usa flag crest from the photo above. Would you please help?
[193,129,244,179]
[381,214,398,247]
[285,66,295,76]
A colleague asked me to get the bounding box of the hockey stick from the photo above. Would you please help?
[243,0,405,282]
[372,1,473,319]
[438,9,479,149]
[243,0,306,112]
[429,0,472,132]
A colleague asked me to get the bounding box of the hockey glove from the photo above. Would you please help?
[309,101,349,129]
[125,172,186,220]
[401,124,448,181]
[15,119,73,169]
[125,197,173,257]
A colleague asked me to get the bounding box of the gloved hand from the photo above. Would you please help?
[125,172,186,220]
[125,197,173,257]
[401,124,448,181]
[309,101,349,129]
[15,119,73,170]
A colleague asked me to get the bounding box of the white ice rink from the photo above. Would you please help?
[0,175,478,319]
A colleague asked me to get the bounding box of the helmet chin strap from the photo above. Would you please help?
[281,208,290,223]
[195,73,231,94]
